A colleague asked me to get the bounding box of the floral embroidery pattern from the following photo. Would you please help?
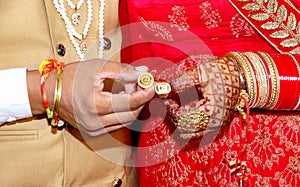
[138,112,300,186]
[139,17,174,41]
[230,14,256,38]
[199,1,222,29]
[273,115,300,186]
[168,6,190,31]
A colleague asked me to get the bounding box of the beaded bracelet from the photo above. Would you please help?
[39,59,64,127]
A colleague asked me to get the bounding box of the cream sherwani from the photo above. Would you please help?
[0,0,135,186]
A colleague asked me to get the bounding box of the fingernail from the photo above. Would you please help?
[135,66,148,72]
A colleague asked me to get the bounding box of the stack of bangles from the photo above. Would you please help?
[135,51,299,140]
[39,59,65,127]
[136,52,300,139]
[225,52,300,110]
[138,52,300,111]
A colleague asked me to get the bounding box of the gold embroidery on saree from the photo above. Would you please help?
[139,17,174,41]
[230,0,300,54]
[230,14,256,37]
[199,1,222,29]
[168,6,190,31]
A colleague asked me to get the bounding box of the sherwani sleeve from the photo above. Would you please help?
[0,68,32,124]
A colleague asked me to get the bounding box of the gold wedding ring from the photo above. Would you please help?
[155,82,171,98]
[137,72,154,88]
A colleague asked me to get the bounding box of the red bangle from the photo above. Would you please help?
[272,54,288,110]
[271,54,298,110]
[286,54,300,110]
[284,54,299,110]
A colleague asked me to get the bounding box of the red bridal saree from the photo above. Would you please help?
[120,0,300,186]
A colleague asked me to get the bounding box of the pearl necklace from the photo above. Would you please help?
[53,0,105,60]
[98,0,105,59]
[65,0,85,9]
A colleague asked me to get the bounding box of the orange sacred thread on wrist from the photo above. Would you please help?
[39,59,64,125]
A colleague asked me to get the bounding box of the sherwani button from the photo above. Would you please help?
[103,37,111,50]
[57,43,66,56]
[113,178,122,187]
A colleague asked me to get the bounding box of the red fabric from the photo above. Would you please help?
[119,0,277,65]
[119,0,300,186]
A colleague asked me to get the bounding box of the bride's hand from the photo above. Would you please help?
[163,57,241,139]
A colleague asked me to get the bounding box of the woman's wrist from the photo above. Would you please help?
[225,52,300,110]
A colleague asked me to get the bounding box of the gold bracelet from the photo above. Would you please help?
[51,66,64,127]
[253,52,270,108]
[225,52,256,106]
[226,56,249,119]
[257,52,280,109]
[244,52,269,108]
[226,56,246,91]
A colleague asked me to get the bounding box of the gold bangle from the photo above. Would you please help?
[257,52,280,109]
[226,56,249,118]
[226,56,246,91]
[241,53,258,108]
[253,52,270,108]
[51,66,64,127]
[244,52,269,108]
[225,52,256,106]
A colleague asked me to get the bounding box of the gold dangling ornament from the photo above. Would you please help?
[235,89,249,120]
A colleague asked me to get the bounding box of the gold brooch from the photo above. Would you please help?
[137,72,154,88]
